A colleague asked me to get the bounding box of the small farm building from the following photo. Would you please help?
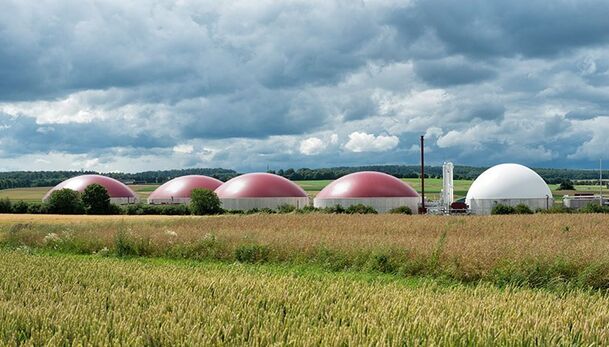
[465,163,553,214]
[148,175,223,204]
[313,171,420,213]
[43,174,138,204]
[214,173,309,211]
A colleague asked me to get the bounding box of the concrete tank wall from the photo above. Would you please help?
[314,197,420,213]
[467,198,553,215]
[110,197,139,205]
[148,198,192,205]
[220,197,310,211]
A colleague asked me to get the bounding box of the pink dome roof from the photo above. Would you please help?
[215,173,307,198]
[43,174,137,200]
[148,175,223,200]
[316,171,419,199]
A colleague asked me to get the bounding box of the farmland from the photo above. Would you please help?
[2,250,609,345]
[3,213,609,344]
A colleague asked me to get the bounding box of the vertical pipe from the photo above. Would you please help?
[420,135,425,213]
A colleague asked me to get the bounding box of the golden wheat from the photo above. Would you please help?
[1,250,609,346]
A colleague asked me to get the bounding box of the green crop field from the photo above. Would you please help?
[2,213,609,345]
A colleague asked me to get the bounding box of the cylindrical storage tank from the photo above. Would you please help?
[43,174,138,204]
[314,171,420,213]
[465,163,554,215]
[215,173,309,211]
[148,175,223,205]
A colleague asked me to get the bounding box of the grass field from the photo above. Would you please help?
[3,213,609,288]
[0,178,600,202]
[3,213,609,344]
[2,250,609,345]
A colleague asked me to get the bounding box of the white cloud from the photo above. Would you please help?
[330,133,339,144]
[299,137,326,155]
[344,131,399,152]
[173,144,194,154]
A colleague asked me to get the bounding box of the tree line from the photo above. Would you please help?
[0,165,608,189]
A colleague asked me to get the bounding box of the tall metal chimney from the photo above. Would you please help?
[420,135,426,213]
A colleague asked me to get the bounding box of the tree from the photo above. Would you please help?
[491,204,516,215]
[558,179,575,190]
[82,183,111,214]
[190,189,222,215]
[47,189,84,214]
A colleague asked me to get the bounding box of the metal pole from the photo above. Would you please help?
[601,159,603,206]
[420,135,425,213]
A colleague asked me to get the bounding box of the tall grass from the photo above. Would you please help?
[1,250,609,345]
[2,214,609,288]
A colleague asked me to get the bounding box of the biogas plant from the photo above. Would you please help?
[43,135,578,215]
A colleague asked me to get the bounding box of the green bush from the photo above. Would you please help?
[0,198,12,213]
[558,179,575,190]
[295,205,321,214]
[82,184,112,215]
[190,189,222,215]
[491,204,516,215]
[389,206,413,215]
[579,203,609,214]
[47,189,85,214]
[345,204,377,214]
[514,204,533,214]
[276,204,297,214]
[27,202,49,214]
[11,201,29,214]
[122,203,190,215]
[322,204,346,214]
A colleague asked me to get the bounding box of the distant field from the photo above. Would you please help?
[0,179,602,202]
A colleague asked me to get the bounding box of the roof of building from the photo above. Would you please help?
[43,174,137,200]
[148,175,223,200]
[466,163,553,200]
[214,173,307,198]
[315,171,419,199]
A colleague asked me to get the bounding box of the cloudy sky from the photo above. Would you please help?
[1,0,609,172]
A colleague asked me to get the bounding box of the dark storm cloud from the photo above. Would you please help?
[1,0,609,170]
[413,58,497,87]
[404,0,609,58]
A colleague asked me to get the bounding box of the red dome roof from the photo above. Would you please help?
[43,175,137,200]
[148,175,223,200]
[316,171,419,199]
[215,173,307,198]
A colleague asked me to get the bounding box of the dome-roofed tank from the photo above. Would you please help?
[43,174,138,204]
[215,173,308,211]
[466,163,553,214]
[314,171,420,213]
[148,175,223,205]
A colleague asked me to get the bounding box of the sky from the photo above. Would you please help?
[1,0,609,172]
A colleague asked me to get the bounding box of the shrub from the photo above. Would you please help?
[296,205,320,214]
[0,198,12,213]
[27,202,49,214]
[579,203,609,214]
[82,184,111,215]
[122,203,190,215]
[190,189,222,215]
[514,204,533,214]
[389,206,413,215]
[276,204,297,214]
[558,179,575,190]
[11,201,29,214]
[346,204,377,214]
[491,204,516,215]
[538,204,573,214]
[47,189,85,214]
[322,204,346,214]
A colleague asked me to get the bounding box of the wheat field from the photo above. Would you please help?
[1,250,609,346]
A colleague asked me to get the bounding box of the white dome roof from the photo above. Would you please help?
[466,163,552,200]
